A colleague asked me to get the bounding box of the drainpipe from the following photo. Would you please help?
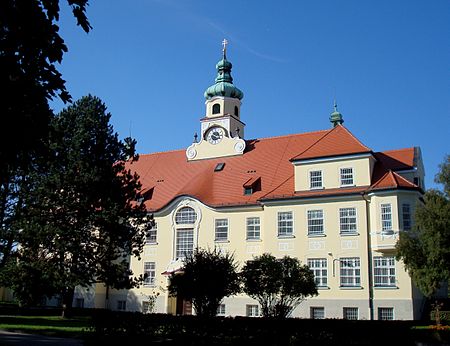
[361,192,374,320]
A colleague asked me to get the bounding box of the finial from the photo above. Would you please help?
[330,100,344,127]
[194,132,198,143]
[333,99,338,113]
[222,39,228,58]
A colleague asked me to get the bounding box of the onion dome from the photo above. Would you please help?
[330,101,344,127]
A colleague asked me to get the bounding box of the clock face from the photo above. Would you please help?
[207,127,225,145]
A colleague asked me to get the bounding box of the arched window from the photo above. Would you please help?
[175,207,197,224]
[212,103,221,114]
[234,106,239,117]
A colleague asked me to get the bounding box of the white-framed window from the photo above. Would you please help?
[246,217,260,240]
[144,261,156,287]
[142,301,153,314]
[378,307,394,320]
[146,222,157,244]
[215,219,228,241]
[374,256,396,287]
[307,210,324,236]
[117,300,126,311]
[278,211,293,237]
[381,203,392,232]
[402,203,411,231]
[75,298,84,308]
[309,170,323,189]
[307,258,328,287]
[340,167,354,186]
[176,229,194,259]
[340,257,361,287]
[310,307,325,319]
[339,208,357,234]
[246,304,259,317]
[343,307,359,320]
[217,304,226,316]
[175,207,197,224]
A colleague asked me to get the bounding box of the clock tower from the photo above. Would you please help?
[186,40,246,161]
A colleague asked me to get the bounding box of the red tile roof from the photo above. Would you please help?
[128,127,419,211]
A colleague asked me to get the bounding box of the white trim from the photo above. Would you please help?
[292,152,373,165]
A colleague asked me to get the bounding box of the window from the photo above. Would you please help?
[307,258,327,287]
[75,298,84,308]
[212,103,220,114]
[175,207,197,224]
[339,208,357,234]
[215,219,229,241]
[374,256,396,287]
[214,162,225,172]
[146,222,157,244]
[310,307,325,319]
[246,304,259,317]
[234,106,239,117]
[307,210,324,236]
[340,257,361,287]
[176,229,194,259]
[117,300,126,311]
[343,307,359,320]
[381,204,392,232]
[278,211,293,237]
[402,203,411,230]
[340,167,354,186]
[246,217,261,240]
[217,304,226,316]
[309,171,323,189]
[244,187,253,195]
[378,307,394,320]
[144,262,156,287]
[142,301,153,314]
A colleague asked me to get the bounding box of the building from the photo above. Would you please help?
[79,43,426,320]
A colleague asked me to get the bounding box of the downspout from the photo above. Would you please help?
[361,192,374,320]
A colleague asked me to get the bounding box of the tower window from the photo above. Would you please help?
[234,106,239,117]
[212,103,221,114]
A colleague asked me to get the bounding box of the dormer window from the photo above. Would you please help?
[243,176,261,195]
[309,171,323,189]
[340,168,354,186]
[212,103,221,114]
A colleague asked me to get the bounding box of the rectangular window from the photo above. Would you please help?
[117,300,126,311]
[278,211,293,237]
[309,171,323,189]
[402,204,411,231]
[246,304,259,317]
[343,307,359,320]
[75,298,84,308]
[378,307,394,320]
[307,258,328,287]
[374,256,396,287]
[340,257,361,287]
[176,229,194,259]
[142,301,153,314]
[340,167,354,186]
[307,210,324,236]
[146,222,158,244]
[215,219,229,241]
[381,203,392,232]
[246,217,261,240]
[310,307,325,319]
[339,208,357,234]
[144,262,156,287]
[217,304,226,316]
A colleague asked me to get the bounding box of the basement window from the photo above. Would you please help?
[215,163,225,172]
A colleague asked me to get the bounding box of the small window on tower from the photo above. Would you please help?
[212,104,221,114]
[234,106,239,117]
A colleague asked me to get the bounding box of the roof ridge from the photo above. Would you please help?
[378,147,415,154]
[339,125,371,152]
[246,128,330,143]
[290,127,333,159]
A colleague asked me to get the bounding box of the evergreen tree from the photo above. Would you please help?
[10,95,150,309]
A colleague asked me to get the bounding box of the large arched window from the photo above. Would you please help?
[175,207,197,224]
[175,207,197,259]
[212,103,221,114]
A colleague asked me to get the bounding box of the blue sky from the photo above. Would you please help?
[52,0,449,190]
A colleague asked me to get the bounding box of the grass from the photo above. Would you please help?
[0,315,92,338]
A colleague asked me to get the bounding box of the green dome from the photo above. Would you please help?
[330,102,344,127]
[204,56,244,100]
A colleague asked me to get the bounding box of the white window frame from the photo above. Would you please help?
[307,258,328,287]
[402,203,412,231]
[310,307,325,319]
[343,307,359,320]
[246,304,259,317]
[175,207,197,224]
[146,222,157,244]
[381,203,392,232]
[339,208,358,235]
[340,257,361,287]
[215,219,229,241]
[142,301,153,314]
[176,228,194,259]
[217,304,226,316]
[144,261,156,287]
[117,300,126,311]
[246,217,261,240]
[340,167,354,186]
[374,256,396,287]
[307,210,324,236]
[309,170,323,189]
[378,307,394,320]
[278,211,293,237]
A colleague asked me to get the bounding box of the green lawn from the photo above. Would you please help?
[0,315,92,338]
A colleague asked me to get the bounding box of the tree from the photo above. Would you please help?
[396,155,450,297]
[168,248,241,317]
[241,253,317,318]
[9,95,150,309]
